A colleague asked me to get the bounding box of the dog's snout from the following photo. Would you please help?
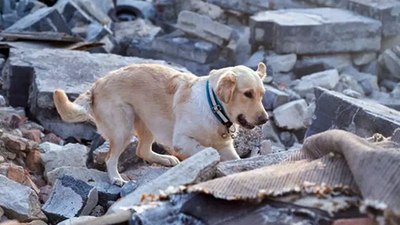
[257,114,269,125]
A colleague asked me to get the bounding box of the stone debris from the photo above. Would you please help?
[250,8,381,54]
[292,69,340,97]
[177,10,233,46]
[5,7,71,34]
[273,99,309,130]
[0,175,46,222]
[216,151,295,177]
[41,176,98,224]
[348,0,400,37]
[39,142,88,176]
[109,148,220,212]
[306,87,400,138]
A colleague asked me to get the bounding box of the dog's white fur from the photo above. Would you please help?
[53,63,268,186]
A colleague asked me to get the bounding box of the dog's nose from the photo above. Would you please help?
[257,114,269,125]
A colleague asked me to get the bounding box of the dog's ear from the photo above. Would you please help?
[256,62,267,79]
[216,72,236,104]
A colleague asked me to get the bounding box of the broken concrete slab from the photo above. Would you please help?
[263,85,290,110]
[0,175,46,222]
[3,48,186,140]
[306,87,400,138]
[273,99,308,130]
[152,32,220,64]
[109,148,220,212]
[295,54,352,75]
[39,142,88,175]
[293,69,340,97]
[250,8,382,54]
[5,7,72,34]
[42,176,98,224]
[266,53,297,73]
[45,166,120,204]
[348,0,400,37]
[16,0,46,18]
[301,0,349,7]
[208,0,311,14]
[113,19,162,55]
[216,151,295,177]
[177,10,233,46]
[352,52,377,66]
[378,45,400,81]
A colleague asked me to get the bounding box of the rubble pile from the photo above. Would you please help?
[0,0,400,224]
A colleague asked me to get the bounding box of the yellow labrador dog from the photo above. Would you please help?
[53,63,269,186]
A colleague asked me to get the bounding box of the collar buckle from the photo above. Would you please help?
[212,105,222,112]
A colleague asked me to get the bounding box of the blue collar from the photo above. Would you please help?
[206,80,235,137]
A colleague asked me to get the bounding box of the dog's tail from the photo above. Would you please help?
[53,89,93,123]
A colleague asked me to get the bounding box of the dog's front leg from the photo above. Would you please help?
[218,143,240,161]
[172,133,207,159]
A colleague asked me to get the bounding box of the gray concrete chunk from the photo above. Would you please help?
[40,142,88,176]
[293,69,339,97]
[273,99,308,130]
[348,0,400,37]
[152,33,220,64]
[0,175,46,222]
[306,88,400,138]
[177,10,233,46]
[109,148,220,212]
[5,7,71,34]
[263,85,290,110]
[250,8,382,54]
[42,176,98,224]
[216,152,295,177]
[46,166,120,204]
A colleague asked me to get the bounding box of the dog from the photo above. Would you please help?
[53,62,269,186]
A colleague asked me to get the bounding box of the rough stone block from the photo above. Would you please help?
[42,176,98,224]
[114,19,161,55]
[46,166,120,204]
[177,10,233,46]
[109,148,220,212]
[207,0,311,14]
[39,142,88,175]
[5,7,71,34]
[152,33,220,64]
[348,0,400,37]
[4,48,186,140]
[295,54,352,75]
[266,53,297,73]
[301,0,348,7]
[16,0,46,18]
[216,151,294,177]
[263,85,290,110]
[0,175,46,222]
[273,99,308,130]
[352,52,376,66]
[250,8,382,54]
[293,69,339,97]
[378,45,400,81]
[306,88,400,138]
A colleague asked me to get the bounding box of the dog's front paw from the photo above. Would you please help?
[111,177,129,187]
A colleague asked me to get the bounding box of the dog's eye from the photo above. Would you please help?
[244,91,253,98]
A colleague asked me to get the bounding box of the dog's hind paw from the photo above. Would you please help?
[160,155,180,167]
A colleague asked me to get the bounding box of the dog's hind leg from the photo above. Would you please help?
[95,103,134,186]
[135,118,180,166]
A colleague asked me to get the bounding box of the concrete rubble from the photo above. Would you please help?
[0,0,400,224]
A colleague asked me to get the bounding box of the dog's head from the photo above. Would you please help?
[210,62,269,129]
